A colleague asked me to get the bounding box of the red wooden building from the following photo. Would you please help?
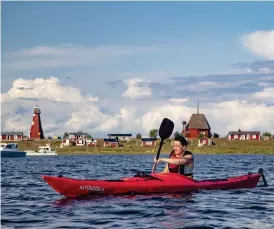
[183,114,211,139]
[107,133,132,141]
[60,131,88,147]
[1,132,24,141]
[68,131,88,141]
[86,139,97,147]
[227,131,261,140]
[198,137,212,147]
[60,138,74,147]
[104,138,119,147]
[141,138,157,147]
[76,137,86,146]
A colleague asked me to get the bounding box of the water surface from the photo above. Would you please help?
[1,153,274,229]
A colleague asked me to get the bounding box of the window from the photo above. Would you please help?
[234,135,238,139]
[6,144,13,149]
[252,135,257,139]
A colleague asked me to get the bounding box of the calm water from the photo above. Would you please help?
[1,153,274,229]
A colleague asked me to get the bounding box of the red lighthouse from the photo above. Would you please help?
[29,106,45,139]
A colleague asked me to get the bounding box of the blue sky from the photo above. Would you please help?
[1,2,274,137]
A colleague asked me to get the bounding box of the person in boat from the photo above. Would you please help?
[154,135,194,178]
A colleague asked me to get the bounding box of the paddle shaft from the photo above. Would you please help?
[261,173,268,187]
[258,168,268,187]
[151,139,164,174]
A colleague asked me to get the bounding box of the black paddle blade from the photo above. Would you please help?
[159,118,174,140]
[151,118,174,174]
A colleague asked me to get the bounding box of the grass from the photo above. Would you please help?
[2,138,274,155]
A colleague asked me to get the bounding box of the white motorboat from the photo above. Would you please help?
[26,143,57,156]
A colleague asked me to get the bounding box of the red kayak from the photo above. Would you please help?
[42,169,267,198]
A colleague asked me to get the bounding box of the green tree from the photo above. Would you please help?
[149,129,158,138]
[182,121,187,136]
[87,134,92,138]
[174,131,180,138]
[63,132,69,139]
[263,132,272,137]
[213,133,219,138]
[136,133,142,139]
[198,132,205,139]
[48,136,52,139]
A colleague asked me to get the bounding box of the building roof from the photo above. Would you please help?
[186,114,211,130]
[228,131,261,135]
[104,138,118,142]
[141,138,157,141]
[108,134,132,137]
[1,132,24,135]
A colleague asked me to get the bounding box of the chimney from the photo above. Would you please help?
[197,97,200,114]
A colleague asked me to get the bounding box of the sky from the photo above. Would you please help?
[1,1,274,138]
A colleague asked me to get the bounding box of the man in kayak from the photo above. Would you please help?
[154,135,194,178]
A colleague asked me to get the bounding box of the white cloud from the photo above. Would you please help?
[2,114,30,133]
[65,105,109,130]
[95,119,119,132]
[141,100,274,136]
[17,46,71,57]
[253,87,274,102]
[0,77,98,103]
[1,77,274,137]
[65,106,139,133]
[169,98,188,103]
[141,105,195,134]
[241,30,274,60]
[0,99,71,136]
[212,100,274,134]
[95,107,141,133]
[3,45,156,69]
[122,78,152,99]
[186,81,223,92]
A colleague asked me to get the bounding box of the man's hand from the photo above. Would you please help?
[154,156,162,163]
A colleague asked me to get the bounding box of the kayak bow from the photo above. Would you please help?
[42,168,266,198]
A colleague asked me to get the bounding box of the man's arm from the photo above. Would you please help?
[158,155,193,165]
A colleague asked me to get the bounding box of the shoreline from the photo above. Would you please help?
[55,150,274,155]
[2,138,274,155]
